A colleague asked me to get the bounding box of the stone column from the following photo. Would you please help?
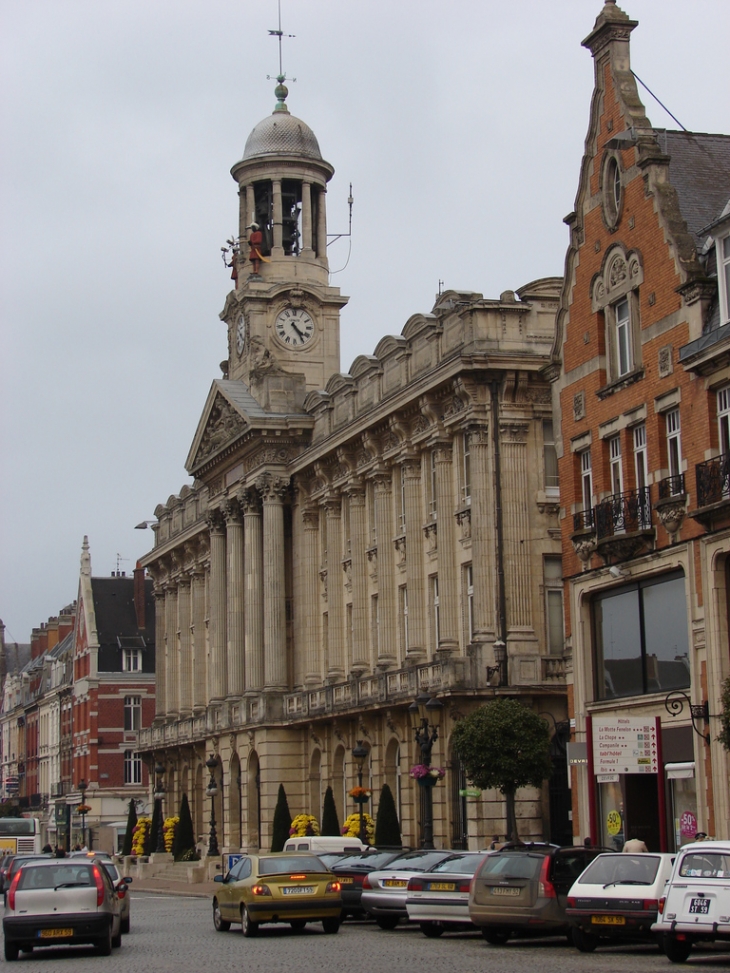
[316,187,327,263]
[501,422,533,629]
[242,488,264,692]
[207,508,228,702]
[272,179,283,253]
[466,422,495,642]
[347,483,369,672]
[324,494,345,681]
[260,475,288,690]
[301,505,321,685]
[372,472,397,667]
[225,498,245,698]
[177,575,192,717]
[301,181,312,252]
[165,584,179,717]
[191,566,207,712]
[153,588,166,720]
[245,185,255,229]
[433,440,459,653]
[402,455,426,662]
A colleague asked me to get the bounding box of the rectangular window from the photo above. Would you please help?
[122,648,143,672]
[464,564,474,644]
[430,575,440,652]
[615,297,632,377]
[124,750,142,785]
[580,449,593,511]
[719,234,730,325]
[718,387,730,456]
[666,408,682,483]
[543,420,559,490]
[428,451,438,520]
[633,424,647,489]
[398,586,409,657]
[608,436,623,496]
[593,571,690,700]
[462,433,472,505]
[124,695,141,732]
[544,557,564,656]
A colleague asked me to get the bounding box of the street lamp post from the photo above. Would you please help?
[78,779,88,849]
[206,755,220,857]
[154,763,166,854]
[351,742,369,844]
[409,693,444,849]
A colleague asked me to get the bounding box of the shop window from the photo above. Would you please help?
[593,571,690,700]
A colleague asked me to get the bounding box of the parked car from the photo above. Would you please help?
[2,854,53,901]
[95,859,132,934]
[282,836,365,855]
[406,852,491,937]
[469,843,609,944]
[212,852,342,936]
[566,852,675,951]
[3,858,122,960]
[652,840,730,963]
[332,850,406,919]
[360,849,454,929]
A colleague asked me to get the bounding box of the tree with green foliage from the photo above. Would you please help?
[374,783,401,848]
[452,698,552,842]
[173,793,197,860]
[146,798,161,857]
[271,784,292,852]
[718,676,730,752]
[321,786,340,836]
[121,799,138,856]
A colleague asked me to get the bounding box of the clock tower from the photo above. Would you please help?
[221,80,348,412]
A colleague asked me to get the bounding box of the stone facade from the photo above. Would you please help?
[139,83,570,853]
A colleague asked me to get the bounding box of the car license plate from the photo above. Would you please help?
[39,928,73,939]
[689,898,711,915]
[339,877,354,884]
[282,886,315,895]
[591,915,625,925]
[428,882,456,891]
[491,886,520,896]
[384,879,407,888]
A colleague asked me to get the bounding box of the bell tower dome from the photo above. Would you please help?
[222,79,348,409]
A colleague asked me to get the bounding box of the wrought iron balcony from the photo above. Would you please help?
[658,473,686,500]
[595,487,652,539]
[573,508,595,532]
[696,453,730,508]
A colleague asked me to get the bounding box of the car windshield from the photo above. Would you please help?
[480,854,543,880]
[258,856,325,875]
[429,854,485,876]
[679,852,730,879]
[383,851,449,872]
[17,865,93,890]
[579,854,660,886]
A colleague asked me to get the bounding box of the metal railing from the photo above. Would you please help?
[696,453,730,508]
[658,473,685,499]
[573,508,595,532]
[595,486,652,539]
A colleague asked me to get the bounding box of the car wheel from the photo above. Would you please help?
[121,915,130,934]
[95,923,113,956]
[482,928,510,945]
[572,927,599,953]
[322,917,340,934]
[663,935,692,964]
[3,941,18,962]
[375,916,400,930]
[420,921,444,938]
[290,919,307,932]
[112,927,122,949]
[213,898,231,932]
[241,905,259,937]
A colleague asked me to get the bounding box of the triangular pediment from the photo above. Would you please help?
[186,380,258,473]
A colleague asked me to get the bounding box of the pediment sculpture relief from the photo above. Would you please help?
[197,395,248,463]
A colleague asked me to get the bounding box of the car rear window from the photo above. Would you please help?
[382,851,449,872]
[430,854,485,876]
[679,852,730,879]
[17,865,93,890]
[337,852,395,870]
[258,856,325,875]
[578,855,660,885]
[479,854,543,880]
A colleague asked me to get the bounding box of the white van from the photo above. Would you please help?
[283,836,365,855]
[652,840,730,963]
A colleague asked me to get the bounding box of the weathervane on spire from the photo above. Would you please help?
[267,0,296,112]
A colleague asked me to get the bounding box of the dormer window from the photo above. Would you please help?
[719,233,730,325]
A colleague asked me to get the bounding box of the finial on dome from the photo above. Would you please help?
[273,74,290,114]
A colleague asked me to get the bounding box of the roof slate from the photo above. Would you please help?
[90,577,155,651]
[660,131,730,244]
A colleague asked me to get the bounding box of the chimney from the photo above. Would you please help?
[134,561,146,630]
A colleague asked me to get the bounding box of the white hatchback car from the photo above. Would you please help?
[566,852,675,952]
[652,840,730,963]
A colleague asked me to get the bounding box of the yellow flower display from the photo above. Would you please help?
[341,812,374,844]
[131,816,151,857]
[163,815,179,853]
[289,813,320,837]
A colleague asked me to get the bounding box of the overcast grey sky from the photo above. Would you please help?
[2,0,728,643]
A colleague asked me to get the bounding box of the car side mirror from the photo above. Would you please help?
[123,877,132,884]
[214,874,224,883]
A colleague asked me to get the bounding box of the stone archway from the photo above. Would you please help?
[229,752,241,849]
[384,738,402,822]
[309,750,322,821]
[194,762,204,850]
[332,745,346,825]
[247,751,261,851]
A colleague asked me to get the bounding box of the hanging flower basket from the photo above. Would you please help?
[76,805,92,815]
[348,786,372,803]
[409,764,445,782]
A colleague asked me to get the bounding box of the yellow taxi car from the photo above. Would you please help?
[212,853,342,936]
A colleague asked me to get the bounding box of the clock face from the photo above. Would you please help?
[236,314,246,355]
[275,307,315,348]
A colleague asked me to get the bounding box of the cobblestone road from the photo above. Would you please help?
[4,892,730,973]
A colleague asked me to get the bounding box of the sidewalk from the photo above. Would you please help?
[130,876,217,898]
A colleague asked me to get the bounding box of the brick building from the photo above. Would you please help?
[550,1,730,849]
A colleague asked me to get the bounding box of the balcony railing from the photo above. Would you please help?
[696,453,730,508]
[573,508,595,532]
[658,473,686,499]
[595,487,652,539]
